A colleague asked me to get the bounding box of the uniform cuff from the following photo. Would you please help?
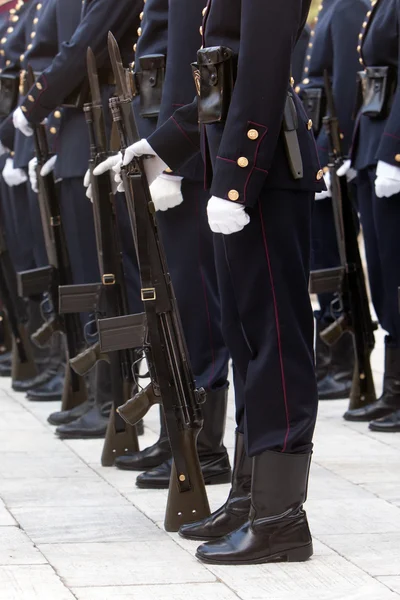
[20,74,54,125]
[377,133,400,168]
[148,115,200,173]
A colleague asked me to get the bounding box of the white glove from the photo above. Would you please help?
[149,174,184,211]
[86,153,121,200]
[28,157,38,192]
[2,157,28,187]
[13,107,33,137]
[337,159,357,182]
[122,138,168,187]
[375,160,400,198]
[315,171,331,200]
[207,196,250,234]
[0,141,7,157]
[40,154,57,177]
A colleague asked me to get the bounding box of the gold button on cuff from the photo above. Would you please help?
[395,154,400,163]
[21,106,27,112]
[54,110,61,118]
[247,129,259,140]
[237,157,249,168]
[316,169,324,181]
[50,127,56,134]
[295,85,301,93]
[137,27,142,36]
[307,119,313,130]
[199,25,203,35]
[323,166,329,174]
[228,190,240,201]
[290,77,294,87]
[164,167,173,173]
[28,95,34,102]
[36,82,42,90]
[302,77,310,84]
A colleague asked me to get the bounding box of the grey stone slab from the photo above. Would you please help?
[318,533,400,576]
[360,481,400,506]
[319,456,400,484]
[0,564,75,599]
[0,452,89,479]
[205,552,397,600]
[12,505,165,543]
[378,577,400,595]
[308,498,400,535]
[62,438,108,464]
[0,499,16,525]
[308,464,375,501]
[0,527,46,565]
[0,430,71,453]
[72,582,239,600]
[0,477,128,508]
[0,410,47,432]
[38,541,216,587]
[89,463,142,495]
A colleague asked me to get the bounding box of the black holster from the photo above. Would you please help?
[194,46,236,124]
[135,54,166,118]
[0,74,19,118]
[358,66,397,120]
[301,88,326,134]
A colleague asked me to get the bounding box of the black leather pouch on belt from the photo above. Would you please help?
[359,66,396,119]
[194,46,236,124]
[135,54,166,118]
[62,80,89,109]
[301,88,326,134]
[0,74,19,118]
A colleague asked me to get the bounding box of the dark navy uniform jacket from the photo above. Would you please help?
[298,0,369,168]
[18,0,143,178]
[292,24,310,86]
[149,0,324,208]
[352,0,400,171]
[133,0,169,139]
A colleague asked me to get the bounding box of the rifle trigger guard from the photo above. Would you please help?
[102,274,116,285]
[50,216,61,227]
[141,287,156,301]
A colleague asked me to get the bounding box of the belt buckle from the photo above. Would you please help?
[102,274,116,285]
[141,287,156,301]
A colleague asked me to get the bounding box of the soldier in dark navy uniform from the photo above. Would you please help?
[345,0,400,432]
[93,0,232,488]
[116,0,325,565]
[14,0,145,438]
[297,0,369,401]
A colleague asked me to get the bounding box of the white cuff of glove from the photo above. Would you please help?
[149,173,184,212]
[122,139,168,186]
[40,154,57,177]
[28,157,38,193]
[207,196,250,235]
[375,161,400,198]
[315,171,332,200]
[83,168,92,200]
[2,157,28,187]
[337,159,357,182]
[13,107,33,137]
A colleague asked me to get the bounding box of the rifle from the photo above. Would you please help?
[309,71,376,415]
[75,47,142,466]
[20,65,88,411]
[106,32,210,532]
[0,220,37,382]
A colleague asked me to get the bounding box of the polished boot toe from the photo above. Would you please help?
[12,367,59,393]
[344,399,398,422]
[318,374,352,400]
[48,399,93,426]
[115,438,171,471]
[56,405,108,439]
[369,409,400,432]
[26,371,64,401]
[196,515,313,565]
[136,453,231,490]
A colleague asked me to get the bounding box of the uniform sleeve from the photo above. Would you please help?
[209,0,302,206]
[20,0,142,124]
[148,96,201,171]
[316,0,367,165]
[375,0,400,166]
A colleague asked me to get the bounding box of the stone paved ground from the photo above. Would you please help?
[0,326,400,599]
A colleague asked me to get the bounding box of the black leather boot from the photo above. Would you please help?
[115,407,171,471]
[26,364,65,401]
[136,387,232,489]
[318,331,355,401]
[14,333,65,393]
[48,398,94,426]
[179,431,252,540]
[196,450,313,565]
[0,351,11,377]
[369,408,400,432]
[344,339,400,421]
[55,362,110,439]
